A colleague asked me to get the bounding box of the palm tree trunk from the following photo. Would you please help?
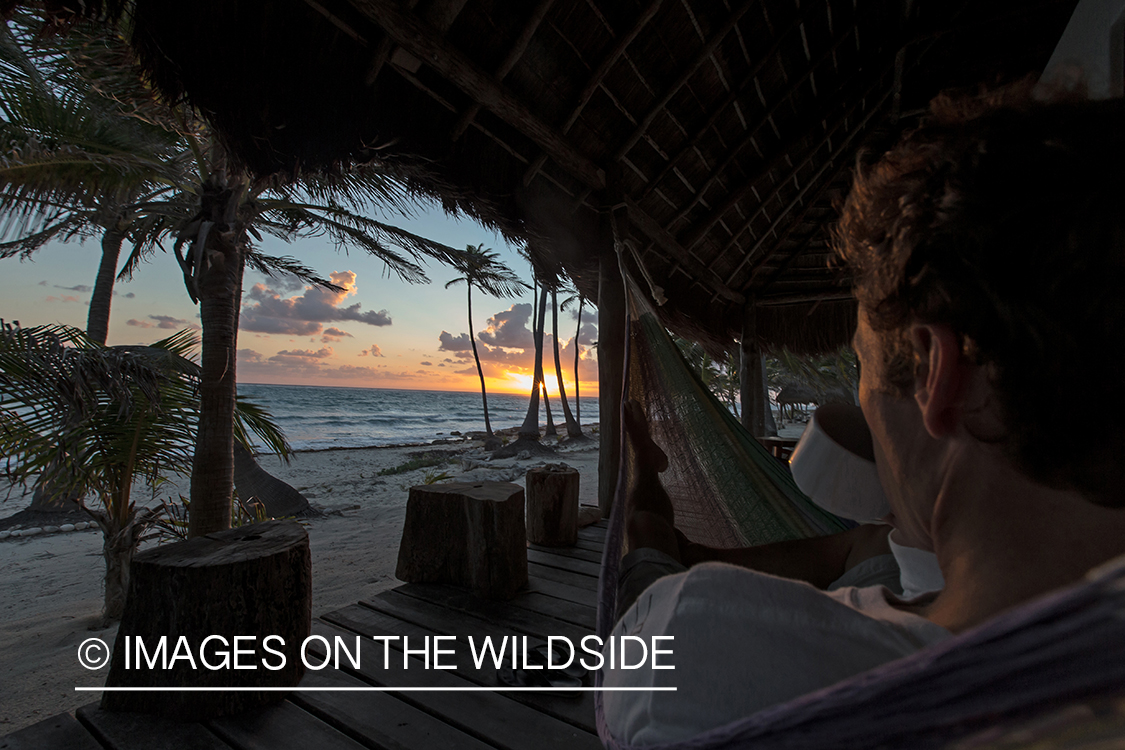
[573,298,583,427]
[543,382,556,436]
[87,225,126,345]
[29,225,126,513]
[551,289,581,437]
[518,283,549,440]
[188,178,245,538]
[467,285,493,437]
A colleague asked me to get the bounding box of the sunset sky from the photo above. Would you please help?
[0,200,599,395]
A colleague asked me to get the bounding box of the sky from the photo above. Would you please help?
[0,200,599,396]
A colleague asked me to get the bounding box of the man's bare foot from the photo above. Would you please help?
[623,399,668,472]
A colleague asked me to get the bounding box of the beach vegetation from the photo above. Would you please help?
[445,244,527,439]
[0,322,289,622]
[421,468,454,485]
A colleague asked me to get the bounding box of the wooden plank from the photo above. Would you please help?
[570,537,605,554]
[528,548,603,578]
[352,0,606,190]
[578,520,607,538]
[308,621,601,749]
[385,585,594,639]
[525,574,598,608]
[77,704,229,750]
[295,667,498,750]
[321,603,596,732]
[0,712,103,750]
[395,582,596,631]
[207,701,366,750]
[529,561,598,589]
[529,543,603,564]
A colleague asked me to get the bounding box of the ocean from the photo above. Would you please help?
[237,383,599,452]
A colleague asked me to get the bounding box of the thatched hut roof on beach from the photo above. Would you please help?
[109,0,1074,356]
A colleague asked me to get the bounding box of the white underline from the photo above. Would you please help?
[76,686,676,692]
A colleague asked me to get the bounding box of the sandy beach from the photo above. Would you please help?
[0,427,602,733]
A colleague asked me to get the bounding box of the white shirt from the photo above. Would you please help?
[602,562,951,745]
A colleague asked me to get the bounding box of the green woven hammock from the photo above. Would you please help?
[623,276,848,549]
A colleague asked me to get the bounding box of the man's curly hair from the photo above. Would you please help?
[835,83,1125,507]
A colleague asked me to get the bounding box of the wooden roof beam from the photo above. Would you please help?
[522,0,666,187]
[624,196,745,304]
[612,0,760,162]
[350,0,606,190]
[449,0,558,142]
[757,291,852,306]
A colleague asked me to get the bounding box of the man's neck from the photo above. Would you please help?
[920,447,1125,633]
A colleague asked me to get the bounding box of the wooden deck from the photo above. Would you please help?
[0,522,608,750]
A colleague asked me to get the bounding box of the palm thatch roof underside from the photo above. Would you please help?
[117,0,1073,354]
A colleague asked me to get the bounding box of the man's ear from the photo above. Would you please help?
[910,323,965,438]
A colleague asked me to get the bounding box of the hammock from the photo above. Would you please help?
[594,266,1125,749]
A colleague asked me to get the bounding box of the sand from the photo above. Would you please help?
[0,429,602,734]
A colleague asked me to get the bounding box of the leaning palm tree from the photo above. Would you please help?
[444,244,527,439]
[560,289,590,429]
[0,321,289,622]
[548,282,581,438]
[0,13,193,344]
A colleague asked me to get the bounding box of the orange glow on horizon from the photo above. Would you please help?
[487,371,592,397]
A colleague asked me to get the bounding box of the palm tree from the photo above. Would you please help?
[560,290,589,429]
[444,244,527,439]
[0,322,289,622]
[0,13,193,344]
[549,283,581,438]
[0,15,468,536]
[518,276,550,441]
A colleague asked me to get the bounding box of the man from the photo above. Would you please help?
[603,85,1125,745]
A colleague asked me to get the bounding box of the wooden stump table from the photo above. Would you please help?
[102,520,311,719]
[396,481,527,600]
[526,464,580,546]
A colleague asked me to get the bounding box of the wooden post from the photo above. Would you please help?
[740,301,767,436]
[526,464,579,546]
[598,209,627,516]
[102,520,311,719]
[396,481,527,600]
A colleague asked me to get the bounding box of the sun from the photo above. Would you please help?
[494,371,567,397]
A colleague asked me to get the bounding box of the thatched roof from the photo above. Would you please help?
[105,0,1076,353]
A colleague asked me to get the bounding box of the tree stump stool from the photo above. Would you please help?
[102,520,311,719]
[396,481,527,600]
[526,464,580,546]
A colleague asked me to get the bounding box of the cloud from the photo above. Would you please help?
[358,344,384,357]
[238,348,263,363]
[438,331,473,353]
[149,314,196,330]
[55,284,92,293]
[420,361,432,366]
[477,303,533,349]
[240,271,393,336]
[270,347,334,365]
[45,295,80,303]
[126,315,198,330]
[123,292,136,299]
[321,327,352,343]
